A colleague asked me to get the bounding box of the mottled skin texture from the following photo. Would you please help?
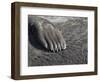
[28,16,66,52]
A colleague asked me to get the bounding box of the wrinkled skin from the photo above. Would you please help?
[28,16,66,52]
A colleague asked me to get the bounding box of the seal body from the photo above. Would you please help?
[28,16,66,52]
